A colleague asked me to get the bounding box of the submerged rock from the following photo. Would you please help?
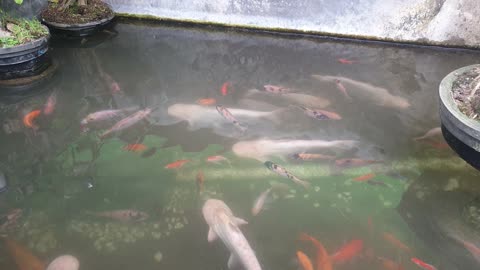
[46,255,79,270]
[398,171,480,270]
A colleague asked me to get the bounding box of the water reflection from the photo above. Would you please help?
[0,21,480,270]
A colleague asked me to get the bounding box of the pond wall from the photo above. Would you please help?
[2,0,480,48]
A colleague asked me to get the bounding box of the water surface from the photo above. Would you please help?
[1,20,480,270]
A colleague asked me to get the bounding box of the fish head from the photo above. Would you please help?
[264,161,274,169]
[81,114,94,125]
[202,199,231,225]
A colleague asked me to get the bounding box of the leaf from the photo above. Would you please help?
[14,0,23,4]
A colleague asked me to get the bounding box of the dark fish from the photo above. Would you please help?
[141,147,157,158]
[367,180,388,187]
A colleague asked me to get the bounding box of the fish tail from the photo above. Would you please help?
[294,177,311,189]
[264,107,292,125]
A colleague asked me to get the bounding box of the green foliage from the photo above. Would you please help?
[14,0,23,4]
[0,14,48,48]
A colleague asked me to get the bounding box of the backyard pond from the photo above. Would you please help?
[1,19,480,270]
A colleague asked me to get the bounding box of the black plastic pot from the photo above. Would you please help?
[0,61,60,100]
[439,64,480,170]
[0,31,51,81]
[42,14,115,38]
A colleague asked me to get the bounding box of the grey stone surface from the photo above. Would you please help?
[2,0,480,48]
[105,0,480,48]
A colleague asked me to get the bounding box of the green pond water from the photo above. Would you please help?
[0,20,480,270]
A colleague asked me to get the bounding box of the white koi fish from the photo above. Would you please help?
[202,199,262,270]
[311,74,410,109]
[232,139,359,161]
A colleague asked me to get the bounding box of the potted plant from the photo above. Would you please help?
[439,64,480,170]
[41,0,115,37]
[0,4,51,85]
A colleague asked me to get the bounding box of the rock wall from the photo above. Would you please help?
[2,0,480,48]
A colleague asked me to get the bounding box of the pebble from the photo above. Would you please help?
[444,178,459,191]
[154,251,163,262]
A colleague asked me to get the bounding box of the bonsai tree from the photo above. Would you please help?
[42,0,113,24]
[0,3,48,48]
[58,0,89,10]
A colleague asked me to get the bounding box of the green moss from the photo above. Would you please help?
[0,13,49,48]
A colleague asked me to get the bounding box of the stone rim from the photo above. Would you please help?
[439,64,480,152]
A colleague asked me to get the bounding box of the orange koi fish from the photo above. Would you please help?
[196,170,204,194]
[338,58,355,64]
[413,127,441,141]
[299,233,332,270]
[335,158,383,168]
[411,257,437,270]
[382,232,412,254]
[297,251,314,270]
[22,110,41,130]
[331,239,363,263]
[123,144,147,152]
[196,98,217,106]
[292,153,336,161]
[353,173,376,182]
[5,238,45,270]
[206,155,229,164]
[220,81,232,96]
[165,159,190,169]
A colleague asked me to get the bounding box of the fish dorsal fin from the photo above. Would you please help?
[228,253,241,269]
[233,217,248,226]
[208,228,218,242]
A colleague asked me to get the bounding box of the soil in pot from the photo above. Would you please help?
[0,13,49,48]
[41,0,114,25]
[451,66,480,120]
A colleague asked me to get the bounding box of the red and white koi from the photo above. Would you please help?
[335,79,353,100]
[81,109,131,126]
[43,91,57,115]
[100,108,152,138]
[295,105,342,120]
[216,105,247,132]
[264,85,290,94]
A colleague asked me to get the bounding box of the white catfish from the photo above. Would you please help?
[167,103,286,130]
[311,74,410,109]
[232,139,359,161]
[202,199,262,270]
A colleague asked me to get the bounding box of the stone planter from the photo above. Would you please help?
[439,64,480,170]
[0,26,51,81]
[42,14,115,38]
